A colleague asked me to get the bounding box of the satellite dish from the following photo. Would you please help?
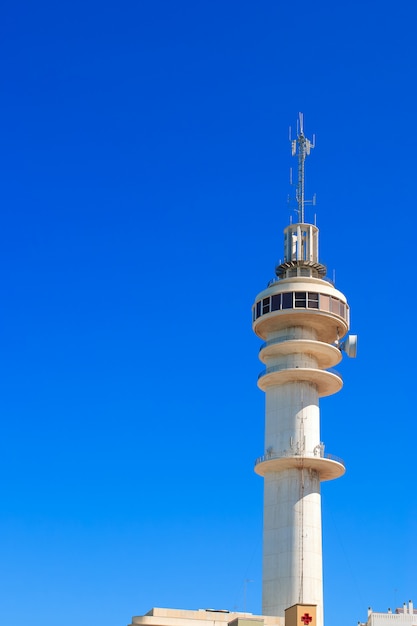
[340,334,357,358]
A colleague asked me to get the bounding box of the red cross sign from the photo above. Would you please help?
[301,614,312,625]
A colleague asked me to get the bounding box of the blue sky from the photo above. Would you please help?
[0,1,415,625]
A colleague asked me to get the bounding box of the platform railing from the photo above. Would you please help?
[254,450,345,467]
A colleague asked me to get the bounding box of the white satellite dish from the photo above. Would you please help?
[340,334,357,358]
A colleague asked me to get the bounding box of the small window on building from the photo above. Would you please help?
[330,297,339,314]
[262,297,270,314]
[320,294,330,311]
[282,292,293,309]
[256,301,261,318]
[308,292,319,308]
[294,291,306,308]
[271,294,281,311]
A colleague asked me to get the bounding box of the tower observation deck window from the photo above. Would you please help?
[330,298,339,314]
[294,292,306,307]
[253,291,349,322]
[262,298,270,314]
[308,292,319,308]
[271,294,281,311]
[320,294,330,312]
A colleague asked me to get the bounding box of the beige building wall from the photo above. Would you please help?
[129,607,284,626]
[360,602,417,626]
[284,604,316,626]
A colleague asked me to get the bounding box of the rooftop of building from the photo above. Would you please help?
[359,602,417,626]
[129,607,284,626]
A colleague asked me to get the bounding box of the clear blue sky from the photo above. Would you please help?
[0,2,415,625]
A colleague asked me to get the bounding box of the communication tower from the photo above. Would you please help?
[252,113,356,626]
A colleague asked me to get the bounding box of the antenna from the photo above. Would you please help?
[290,112,315,223]
[243,579,254,612]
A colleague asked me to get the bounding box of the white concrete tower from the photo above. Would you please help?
[252,114,356,626]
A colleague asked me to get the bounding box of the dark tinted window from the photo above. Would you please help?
[308,292,319,308]
[254,291,349,320]
[262,297,270,314]
[271,294,281,311]
[294,291,306,308]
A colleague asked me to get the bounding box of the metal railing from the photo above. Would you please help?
[254,450,345,467]
[267,275,335,287]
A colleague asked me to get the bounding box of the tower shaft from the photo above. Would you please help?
[263,376,323,622]
[263,467,322,618]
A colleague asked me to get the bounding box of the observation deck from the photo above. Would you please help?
[254,450,345,481]
[252,283,349,344]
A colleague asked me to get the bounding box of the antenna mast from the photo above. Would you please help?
[291,113,315,223]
